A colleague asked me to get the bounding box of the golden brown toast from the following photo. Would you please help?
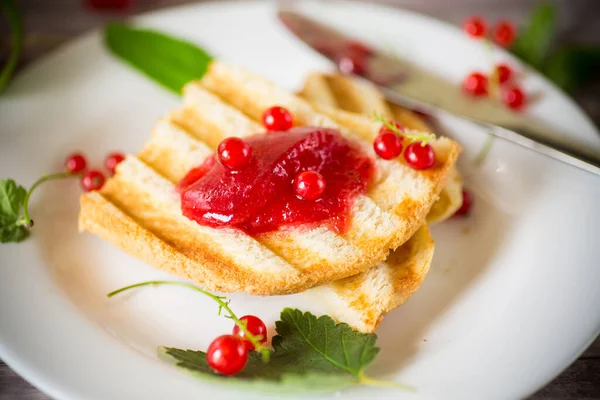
[298,73,461,331]
[298,72,463,223]
[79,62,459,297]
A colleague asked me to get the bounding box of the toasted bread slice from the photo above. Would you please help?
[298,72,463,222]
[296,72,461,331]
[313,225,434,333]
[79,62,459,295]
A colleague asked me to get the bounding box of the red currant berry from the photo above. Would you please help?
[463,16,487,38]
[105,152,125,175]
[374,132,403,160]
[493,20,516,47]
[262,106,293,131]
[338,54,367,76]
[232,315,268,351]
[65,153,87,173]
[404,142,436,170]
[503,86,526,110]
[495,63,513,84]
[217,137,253,170]
[463,72,488,96]
[81,170,106,192]
[206,335,248,376]
[455,190,473,216]
[294,171,326,201]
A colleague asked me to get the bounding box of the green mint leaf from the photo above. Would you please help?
[511,3,556,69]
[0,0,24,93]
[161,308,380,391]
[104,23,213,94]
[544,45,600,91]
[0,179,29,243]
[0,224,29,243]
[0,179,26,221]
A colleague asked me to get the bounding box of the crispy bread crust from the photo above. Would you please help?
[79,63,459,295]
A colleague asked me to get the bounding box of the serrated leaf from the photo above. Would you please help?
[0,179,29,243]
[0,224,29,243]
[0,179,26,221]
[161,308,379,391]
[104,23,213,94]
[511,3,556,69]
[544,45,600,91]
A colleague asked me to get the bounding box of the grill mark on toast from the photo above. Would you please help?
[197,62,459,251]
[139,118,388,283]
[102,155,309,294]
[316,226,434,333]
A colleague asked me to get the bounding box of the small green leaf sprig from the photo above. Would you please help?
[0,172,79,243]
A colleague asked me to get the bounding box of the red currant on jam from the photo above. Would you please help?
[81,170,106,192]
[105,152,125,175]
[232,315,268,351]
[495,63,513,85]
[294,171,326,201]
[463,16,487,38]
[262,106,293,131]
[493,20,516,47]
[404,142,436,170]
[206,335,248,376]
[503,86,526,110]
[455,190,473,216]
[463,72,488,96]
[374,132,403,160]
[217,137,253,170]
[65,153,87,173]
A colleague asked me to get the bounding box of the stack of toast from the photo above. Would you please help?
[79,62,461,333]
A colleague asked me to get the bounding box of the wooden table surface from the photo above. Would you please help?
[1,1,599,399]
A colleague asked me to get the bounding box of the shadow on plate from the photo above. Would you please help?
[371,193,511,376]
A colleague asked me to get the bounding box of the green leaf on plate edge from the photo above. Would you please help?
[0,179,29,243]
[104,23,213,94]
[511,2,556,69]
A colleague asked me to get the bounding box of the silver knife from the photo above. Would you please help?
[277,9,600,176]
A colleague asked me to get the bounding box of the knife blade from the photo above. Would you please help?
[278,9,600,176]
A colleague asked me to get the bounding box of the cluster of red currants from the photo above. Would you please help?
[216,106,326,201]
[462,16,526,110]
[64,152,125,192]
[373,121,436,170]
[206,315,267,375]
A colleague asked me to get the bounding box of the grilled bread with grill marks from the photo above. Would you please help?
[298,72,463,223]
[79,62,460,296]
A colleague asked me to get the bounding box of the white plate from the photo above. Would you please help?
[1,1,599,399]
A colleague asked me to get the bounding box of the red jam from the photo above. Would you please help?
[179,127,375,235]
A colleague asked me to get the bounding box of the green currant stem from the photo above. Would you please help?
[372,112,436,145]
[107,281,271,363]
[17,171,78,228]
[357,371,414,391]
